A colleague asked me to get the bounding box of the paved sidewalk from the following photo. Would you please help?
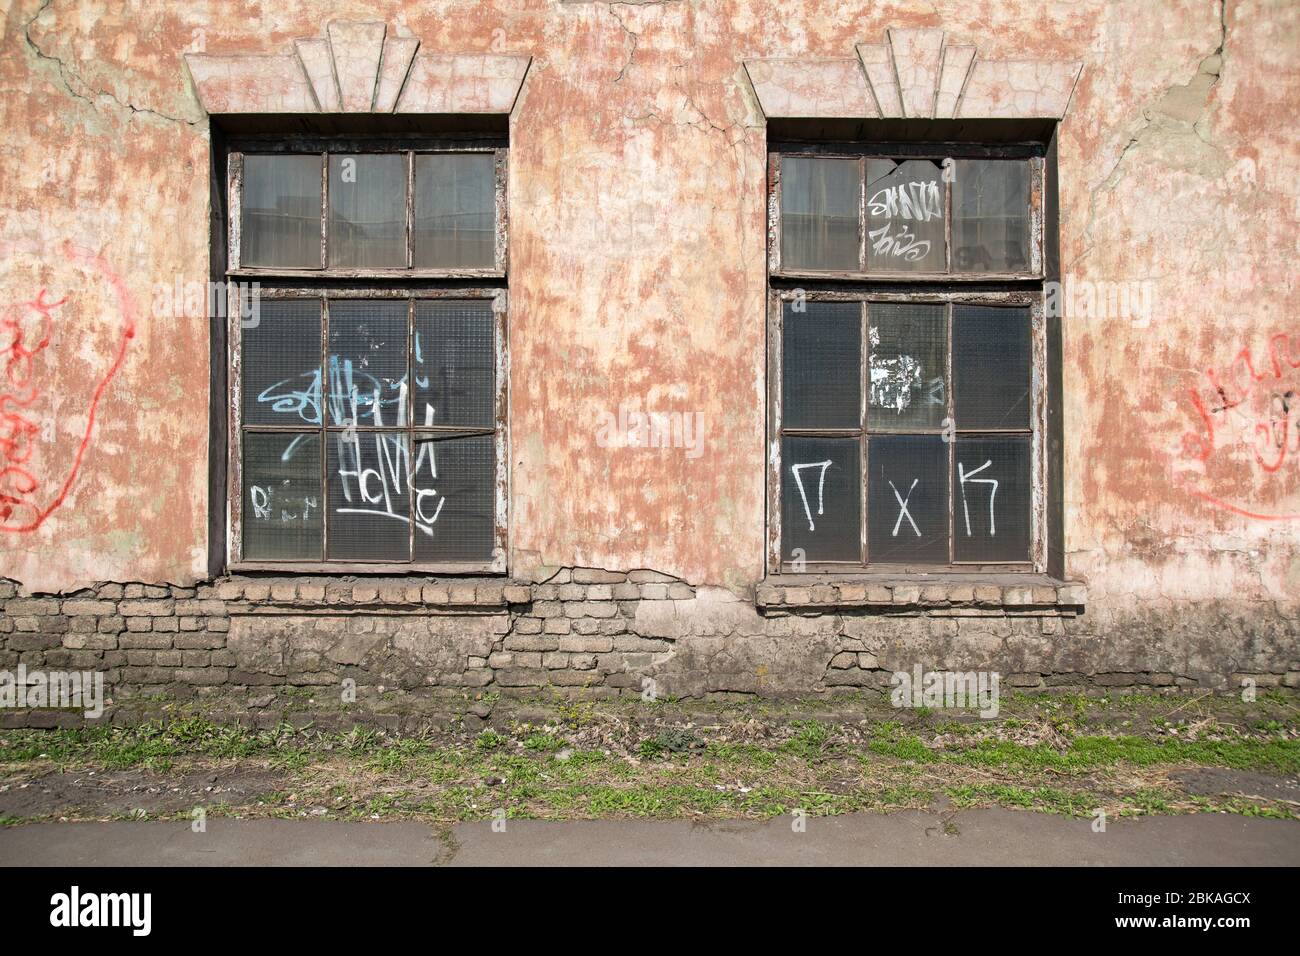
[2,810,1297,866]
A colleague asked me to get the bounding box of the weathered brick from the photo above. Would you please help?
[503,585,532,604]
[542,618,572,635]
[119,633,174,649]
[215,581,242,601]
[7,598,59,615]
[118,599,173,617]
[62,599,116,616]
[243,582,271,602]
[503,634,559,652]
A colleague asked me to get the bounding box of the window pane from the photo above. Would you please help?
[327,431,411,561]
[867,435,948,564]
[328,154,406,268]
[242,432,321,560]
[414,300,495,428]
[413,154,496,269]
[780,156,860,271]
[953,436,1031,562]
[413,433,495,562]
[867,303,947,429]
[781,437,860,563]
[952,305,1031,429]
[953,160,1031,273]
[782,301,861,429]
[327,300,409,427]
[242,299,321,426]
[865,159,946,273]
[241,154,321,269]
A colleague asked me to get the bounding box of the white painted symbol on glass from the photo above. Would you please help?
[889,478,921,537]
[958,459,998,536]
[791,460,832,531]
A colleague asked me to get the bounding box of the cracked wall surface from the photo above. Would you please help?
[0,1,1297,677]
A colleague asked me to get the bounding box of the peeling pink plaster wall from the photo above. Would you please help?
[1,1,1297,615]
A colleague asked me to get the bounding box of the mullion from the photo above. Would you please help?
[319,295,328,562]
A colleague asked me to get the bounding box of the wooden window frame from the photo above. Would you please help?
[227,139,508,281]
[225,139,509,575]
[766,141,1049,576]
[767,143,1044,282]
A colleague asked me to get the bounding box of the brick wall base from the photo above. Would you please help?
[2,570,1297,726]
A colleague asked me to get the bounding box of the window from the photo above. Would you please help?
[768,146,1046,573]
[226,142,507,572]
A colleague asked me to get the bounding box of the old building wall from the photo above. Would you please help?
[0,0,1296,703]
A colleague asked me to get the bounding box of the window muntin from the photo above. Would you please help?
[772,152,1041,278]
[227,143,507,573]
[773,295,1038,571]
[232,149,503,275]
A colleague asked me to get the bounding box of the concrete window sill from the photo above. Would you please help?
[756,574,1086,613]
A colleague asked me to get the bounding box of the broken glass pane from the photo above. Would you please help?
[865,159,946,273]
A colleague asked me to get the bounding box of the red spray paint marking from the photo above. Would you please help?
[1178,331,1300,521]
[0,242,136,533]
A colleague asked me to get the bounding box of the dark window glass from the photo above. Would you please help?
[953,436,1031,562]
[413,154,496,269]
[953,160,1031,273]
[867,303,947,429]
[867,435,948,564]
[327,300,409,427]
[780,156,860,271]
[327,154,407,268]
[242,299,321,427]
[241,154,321,269]
[865,159,946,273]
[327,431,411,561]
[781,436,860,563]
[242,432,322,560]
[414,300,495,428]
[412,433,495,562]
[952,305,1031,429]
[782,301,861,429]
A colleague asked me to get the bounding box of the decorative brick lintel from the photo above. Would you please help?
[756,577,1086,612]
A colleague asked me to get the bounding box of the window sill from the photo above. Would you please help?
[756,573,1085,612]
[214,576,529,613]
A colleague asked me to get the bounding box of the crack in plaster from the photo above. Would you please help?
[1074,0,1228,270]
[23,0,197,127]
